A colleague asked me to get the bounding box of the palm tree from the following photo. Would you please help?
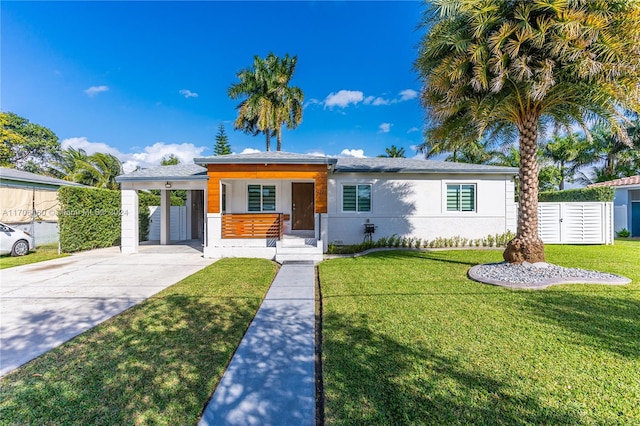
[378,145,406,158]
[541,134,592,190]
[228,53,303,151]
[49,148,122,189]
[416,0,640,263]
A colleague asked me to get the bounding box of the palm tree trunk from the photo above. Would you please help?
[265,131,271,152]
[504,111,545,263]
[277,126,282,151]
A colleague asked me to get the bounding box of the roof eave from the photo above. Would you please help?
[194,157,337,166]
[115,175,209,183]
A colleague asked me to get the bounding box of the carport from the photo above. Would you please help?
[115,164,208,254]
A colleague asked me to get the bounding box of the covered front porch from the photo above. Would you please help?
[195,152,336,262]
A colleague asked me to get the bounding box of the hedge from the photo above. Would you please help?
[58,187,185,253]
[538,186,615,202]
[58,187,122,252]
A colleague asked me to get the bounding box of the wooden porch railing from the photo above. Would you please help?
[221,213,283,239]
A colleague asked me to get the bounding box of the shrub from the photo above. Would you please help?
[616,228,631,238]
[539,187,614,202]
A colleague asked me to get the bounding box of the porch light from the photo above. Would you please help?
[165,182,172,189]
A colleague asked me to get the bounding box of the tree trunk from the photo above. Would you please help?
[265,131,271,152]
[503,110,546,264]
[277,126,282,151]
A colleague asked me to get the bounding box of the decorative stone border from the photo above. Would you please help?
[468,263,631,290]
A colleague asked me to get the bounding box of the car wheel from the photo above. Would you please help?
[11,239,29,256]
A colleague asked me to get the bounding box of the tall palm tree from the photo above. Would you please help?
[228,53,303,151]
[416,0,640,263]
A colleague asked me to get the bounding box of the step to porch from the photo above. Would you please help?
[275,237,323,264]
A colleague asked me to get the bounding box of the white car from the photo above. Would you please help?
[0,222,34,256]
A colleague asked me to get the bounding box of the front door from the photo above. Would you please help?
[632,202,640,237]
[292,183,314,230]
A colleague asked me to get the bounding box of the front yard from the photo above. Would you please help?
[319,240,639,425]
[1,241,637,425]
[0,243,68,269]
[0,258,277,425]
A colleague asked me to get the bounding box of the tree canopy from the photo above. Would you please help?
[1,112,60,173]
[416,0,640,263]
[214,123,231,156]
[378,145,406,158]
[228,53,303,151]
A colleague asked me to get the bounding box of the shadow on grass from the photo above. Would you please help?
[520,292,640,359]
[362,249,493,267]
[322,311,582,425]
[0,294,263,425]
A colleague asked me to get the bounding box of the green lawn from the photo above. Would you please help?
[0,258,277,425]
[319,240,640,425]
[0,243,68,269]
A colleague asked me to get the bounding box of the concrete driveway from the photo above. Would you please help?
[0,244,217,376]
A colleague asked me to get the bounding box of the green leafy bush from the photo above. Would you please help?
[58,187,122,252]
[616,228,631,238]
[539,187,614,202]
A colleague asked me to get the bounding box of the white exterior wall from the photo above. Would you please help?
[326,173,516,245]
[120,189,139,254]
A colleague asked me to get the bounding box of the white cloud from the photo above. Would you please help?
[62,137,121,156]
[407,127,420,133]
[372,97,391,106]
[340,148,366,158]
[239,148,261,154]
[304,98,322,109]
[84,85,109,97]
[399,89,418,101]
[62,137,207,173]
[363,96,375,105]
[305,151,327,157]
[324,90,364,108]
[179,89,199,98]
[379,123,392,133]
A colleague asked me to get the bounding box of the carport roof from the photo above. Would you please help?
[116,163,208,182]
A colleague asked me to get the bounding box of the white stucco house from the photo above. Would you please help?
[116,152,518,262]
[589,175,640,236]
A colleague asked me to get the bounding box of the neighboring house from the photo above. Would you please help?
[116,152,517,262]
[589,175,640,237]
[0,167,83,245]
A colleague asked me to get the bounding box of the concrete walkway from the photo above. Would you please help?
[199,261,316,426]
[0,244,215,376]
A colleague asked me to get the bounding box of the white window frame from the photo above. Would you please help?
[444,182,477,213]
[341,183,372,213]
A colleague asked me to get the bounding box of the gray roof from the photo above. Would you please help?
[116,163,208,182]
[335,157,518,174]
[0,167,84,187]
[194,151,337,165]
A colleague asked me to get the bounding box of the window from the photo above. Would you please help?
[343,184,371,212]
[447,184,476,212]
[248,185,276,212]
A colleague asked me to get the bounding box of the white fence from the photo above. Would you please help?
[538,202,613,244]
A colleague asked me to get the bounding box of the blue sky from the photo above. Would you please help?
[2,1,427,172]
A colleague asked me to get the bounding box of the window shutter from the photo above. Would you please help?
[248,185,261,211]
[262,186,276,211]
[447,185,459,211]
[343,186,356,211]
[357,185,371,212]
[461,185,475,211]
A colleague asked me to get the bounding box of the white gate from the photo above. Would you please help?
[538,202,613,244]
[148,206,187,241]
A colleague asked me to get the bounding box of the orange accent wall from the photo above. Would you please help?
[206,163,329,214]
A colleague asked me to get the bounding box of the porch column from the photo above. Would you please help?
[186,190,193,240]
[121,189,139,254]
[160,189,171,245]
